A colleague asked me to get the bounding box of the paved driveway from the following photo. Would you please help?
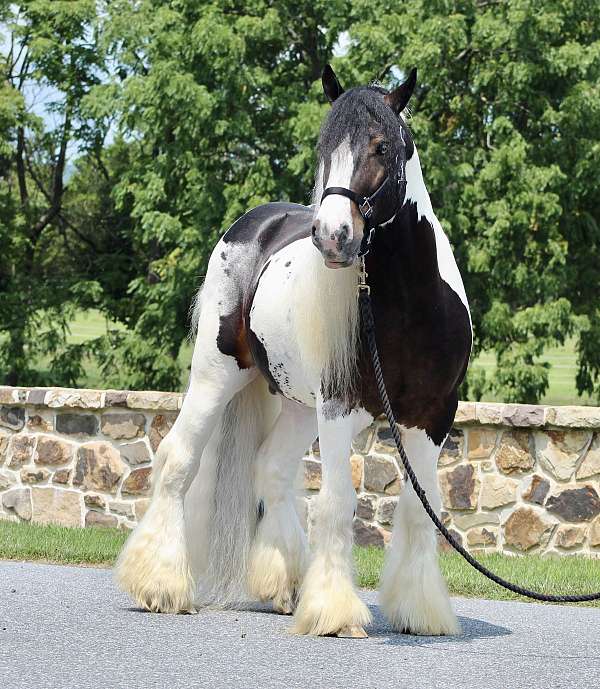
[1,560,598,689]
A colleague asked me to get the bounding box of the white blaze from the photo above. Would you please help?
[315,136,355,239]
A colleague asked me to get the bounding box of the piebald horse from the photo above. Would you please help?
[116,65,472,638]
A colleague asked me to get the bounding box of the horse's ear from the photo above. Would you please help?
[384,67,417,115]
[322,64,345,104]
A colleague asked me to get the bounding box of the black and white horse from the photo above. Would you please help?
[116,65,472,638]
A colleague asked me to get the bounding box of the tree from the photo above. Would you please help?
[0,1,107,386]
[83,0,350,389]
[341,0,600,402]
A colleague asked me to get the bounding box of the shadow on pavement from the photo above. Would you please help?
[367,604,512,645]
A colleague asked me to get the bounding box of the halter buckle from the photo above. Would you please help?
[357,255,370,294]
[359,198,373,220]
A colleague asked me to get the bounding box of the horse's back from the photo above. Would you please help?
[222,202,313,257]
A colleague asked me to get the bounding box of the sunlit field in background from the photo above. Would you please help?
[30,310,595,406]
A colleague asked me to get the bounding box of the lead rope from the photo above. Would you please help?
[358,264,600,603]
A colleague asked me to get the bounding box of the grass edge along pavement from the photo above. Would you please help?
[1,520,599,607]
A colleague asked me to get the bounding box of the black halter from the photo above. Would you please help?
[320,154,407,256]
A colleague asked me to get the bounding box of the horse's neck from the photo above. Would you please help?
[370,150,441,297]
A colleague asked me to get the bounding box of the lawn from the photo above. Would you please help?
[2,520,599,606]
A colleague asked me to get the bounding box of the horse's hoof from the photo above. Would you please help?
[273,600,294,615]
[332,625,368,638]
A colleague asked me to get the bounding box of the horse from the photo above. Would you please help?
[115,64,472,638]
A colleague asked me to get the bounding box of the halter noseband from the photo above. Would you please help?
[320,153,407,256]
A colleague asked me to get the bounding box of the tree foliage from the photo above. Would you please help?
[1,0,599,403]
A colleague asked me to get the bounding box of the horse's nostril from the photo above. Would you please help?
[339,223,350,243]
[311,222,319,238]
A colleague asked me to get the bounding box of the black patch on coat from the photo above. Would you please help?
[355,200,471,445]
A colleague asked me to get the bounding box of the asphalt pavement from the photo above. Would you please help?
[1,560,598,689]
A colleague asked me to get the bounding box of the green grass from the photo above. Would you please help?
[355,546,600,606]
[2,521,599,606]
[0,519,126,566]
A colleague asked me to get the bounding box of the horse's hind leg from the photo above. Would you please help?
[115,282,255,613]
[379,426,460,635]
[247,399,317,614]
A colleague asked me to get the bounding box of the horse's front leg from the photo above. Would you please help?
[293,399,372,637]
[379,425,460,635]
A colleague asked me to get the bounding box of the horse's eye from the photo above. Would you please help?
[376,141,389,156]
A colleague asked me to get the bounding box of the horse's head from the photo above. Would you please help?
[312,65,417,268]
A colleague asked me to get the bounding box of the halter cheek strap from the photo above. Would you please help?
[320,155,407,256]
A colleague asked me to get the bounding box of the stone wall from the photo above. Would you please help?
[1,386,600,557]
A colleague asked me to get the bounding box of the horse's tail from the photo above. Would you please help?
[184,375,280,608]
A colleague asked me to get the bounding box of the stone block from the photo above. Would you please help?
[439,464,479,510]
[109,501,134,518]
[467,527,497,547]
[0,429,10,463]
[56,413,99,436]
[8,435,36,468]
[310,438,320,456]
[454,402,477,424]
[535,430,590,481]
[105,391,128,407]
[502,404,545,427]
[85,510,118,528]
[576,434,600,480]
[148,413,177,452]
[2,488,32,520]
[590,518,600,548]
[350,454,363,492]
[84,494,106,510]
[364,454,401,494]
[373,425,396,453]
[0,470,15,491]
[302,458,321,490]
[27,389,48,405]
[356,494,376,521]
[438,429,464,467]
[438,528,463,552]
[503,508,553,551]
[546,486,600,523]
[353,519,385,547]
[0,406,25,430]
[545,406,600,428]
[495,431,534,474]
[101,412,146,440]
[453,512,500,530]
[20,468,50,484]
[376,497,397,526]
[555,525,586,549]
[26,412,53,432]
[46,389,103,409]
[31,488,81,527]
[467,429,497,461]
[119,440,152,466]
[74,442,126,494]
[352,427,373,454]
[34,436,74,466]
[126,391,180,411]
[475,403,504,425]
[479,474,518,510]
[52,468,72,485]
[522,474,550,505]
[121,467,152,496]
